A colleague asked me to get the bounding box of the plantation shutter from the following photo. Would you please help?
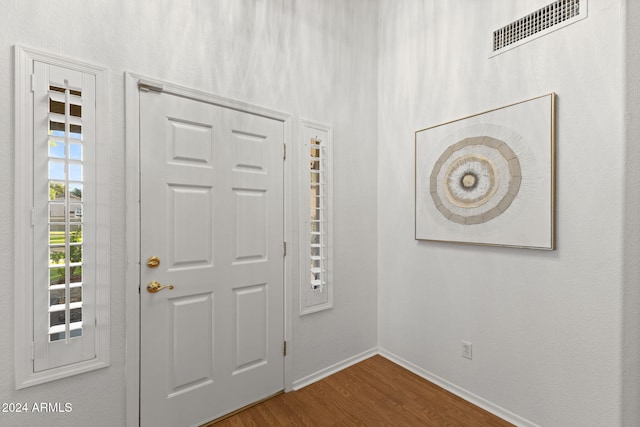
[300,121,333,314]
[32,62,97,371]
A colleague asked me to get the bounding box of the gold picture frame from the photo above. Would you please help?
[415,93,556,250]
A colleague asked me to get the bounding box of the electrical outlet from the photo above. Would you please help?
[462,341,473,360]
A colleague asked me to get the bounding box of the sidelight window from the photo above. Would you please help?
[15,46,110,389]
[48,84,85,343]
[300,121,333,315]
[309,138,326,291]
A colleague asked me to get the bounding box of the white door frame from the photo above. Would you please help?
[124,72,295,426]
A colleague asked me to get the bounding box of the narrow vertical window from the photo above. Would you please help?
[300,121,333,315]
[15,46,109,389]
[48,85,84,343]
[309,139,326,291]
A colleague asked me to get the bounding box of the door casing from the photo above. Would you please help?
[124,73,295,426]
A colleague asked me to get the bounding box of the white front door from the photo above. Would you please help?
[139,90,284,427]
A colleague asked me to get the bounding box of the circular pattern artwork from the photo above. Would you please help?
[430,136,522,225]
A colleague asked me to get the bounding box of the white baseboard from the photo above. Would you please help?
[291,347,378,391]
[378,348,539,427]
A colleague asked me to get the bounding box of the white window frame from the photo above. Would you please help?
[299,120,333,315]
[14,45,110,389]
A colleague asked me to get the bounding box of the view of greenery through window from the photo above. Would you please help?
[47,86,84,341]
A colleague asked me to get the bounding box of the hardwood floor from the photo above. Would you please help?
[212,355,513,426]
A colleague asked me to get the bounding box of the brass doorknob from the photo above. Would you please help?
[147,281,174,293]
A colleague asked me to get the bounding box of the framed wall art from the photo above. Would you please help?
[415,93,556,250]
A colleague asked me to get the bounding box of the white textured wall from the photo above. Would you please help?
[378,0,631,425]
[622,0,640,424]
[0,1,378,426]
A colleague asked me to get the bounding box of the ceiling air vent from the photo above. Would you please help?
[492,0,586,54]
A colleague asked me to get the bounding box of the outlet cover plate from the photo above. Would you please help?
[462,341,473,360]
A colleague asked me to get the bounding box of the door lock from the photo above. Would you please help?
[146,256,161,268]
[147,281,174,293]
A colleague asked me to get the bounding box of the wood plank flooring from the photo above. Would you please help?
[213,355,513,426]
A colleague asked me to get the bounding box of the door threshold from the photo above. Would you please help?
[201,390,285,426]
